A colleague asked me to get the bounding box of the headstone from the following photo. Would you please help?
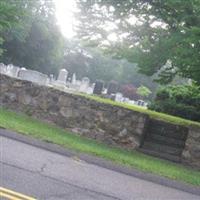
[79,77,90,93]
[49,74,54,83]
[0,63,7,74]
[18,69,48,85]
[72,73,76,85]
[48,74,55,86]
[128,100,135,105]
[137,100,145,106]
[115,92,123,102]
[141,101,145,106]
[6,64,20,77]
[123,97,129,103]
[110,94,116,101]
[86,86,94,94]
[57,69,68,85]
[107,81,118,95]
[93,80,104,95]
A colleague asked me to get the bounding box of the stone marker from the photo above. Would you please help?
[137,100,145,106]
[0,63,7,74]
[93,80,104,95]
[57,69,68,85]
[72,73,76,85]
[6,64,20,77]
[115,92,123,102]
[107,80,118,95]
[18,69,48,85]
[79,77,90,92]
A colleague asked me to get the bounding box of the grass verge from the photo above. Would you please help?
[0,108,200,186]
[78,93,200,128]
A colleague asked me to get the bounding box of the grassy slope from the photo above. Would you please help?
[0,108,200,186]
[78,93,200,127]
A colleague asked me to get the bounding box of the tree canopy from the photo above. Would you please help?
[0,0,64,74]
[76,0,200,85]
[63,41,158,94]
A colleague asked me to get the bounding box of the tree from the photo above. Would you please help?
[62,40,158,96]
[0,0,65,74]
[137,85,152,99]
[0,0,28,56]
[76,0,200,85]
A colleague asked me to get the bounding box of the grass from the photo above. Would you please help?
[77,93,200,127]
[0,108,200,187]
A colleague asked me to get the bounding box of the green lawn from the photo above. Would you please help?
[0,108,200,186]
[78,93,200,127]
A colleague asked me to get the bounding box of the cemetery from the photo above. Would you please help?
[0,63,148,108]
[0,64,200,169]
[1,0,200,197]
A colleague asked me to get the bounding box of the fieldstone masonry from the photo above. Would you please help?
[0,74,199,168]
[0,74,147,150]
[182,126,200,168]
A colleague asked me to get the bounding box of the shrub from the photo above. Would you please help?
[120,84,140,100]
[149,84,200,122]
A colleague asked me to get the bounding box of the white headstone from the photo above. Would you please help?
[0,63,7,74]
[18,69,48,85]
[48,74,54,85]
[115,93,123,102]
[79,77,90,93]
[72,73,76,85]
[6,64,20,77]
[57,69,68,85]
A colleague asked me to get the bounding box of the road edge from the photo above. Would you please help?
[0,128,200,196]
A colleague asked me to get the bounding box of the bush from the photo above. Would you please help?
[120,84,140,100]
[149,84,200,122]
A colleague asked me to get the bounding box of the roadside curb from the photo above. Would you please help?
[1,128,200,196]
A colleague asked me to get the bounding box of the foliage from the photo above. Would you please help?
[137,85,152,99]
[0,0,159,90]
[0,0,27,56]
[0,0,65,74]
[149,84,200,122]
[76,0,200,85]
[120,84,139,100]
[63,41,158,96]
[1,108,200,186]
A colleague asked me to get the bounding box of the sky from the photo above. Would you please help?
[53,0,126,42]
[54,0,76,38]
[53,0,118,41]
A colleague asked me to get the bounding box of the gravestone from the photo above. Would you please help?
[107,81,118,95]
[57,69,68,85]
[93,80,104,95]
[79,77,90,93]
[0,63,7,74]
[18,69,48,85]
[86,86,94,94]
[115,92,123,102]
[6,64,20,77]
[128,100,136,105]
[137,100,145,106]
[72,73,76,85]
[49,74,54,84]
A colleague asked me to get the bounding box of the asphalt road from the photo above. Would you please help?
[0,136,199,200]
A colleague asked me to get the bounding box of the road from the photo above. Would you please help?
[0,136,199,200]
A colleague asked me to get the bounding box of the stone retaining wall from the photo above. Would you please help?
[0,74,148,150]
[0,74,200,168]
[182,126,200,168]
